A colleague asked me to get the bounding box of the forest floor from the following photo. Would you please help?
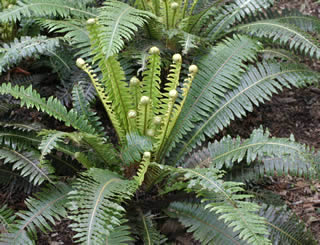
[1,0,320,244]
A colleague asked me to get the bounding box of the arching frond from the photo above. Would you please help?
[167,202,246,245]
[184,127,317,179]
[260,204,317,244]
[0,145,54,185]
[0,183,71,245]
[259,48,300,63]
[170,62,319,164]
[162,35,261,161]
[106,224,135,245]
[0,0,96,23]
[0,83,96,134]
[175,167,271,244]
[121,133,153,165]
[236,19,320,59]
[0,36,60,74]
[0,205,15,235]
[68,168,137,244]
[0,167,34,194]
[205,0,274,40]
[72,83,105,136]
[136,211,167,244]
[91,0,153,59]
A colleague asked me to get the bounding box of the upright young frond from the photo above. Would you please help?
[0,183,71,245]
[162,35,260,161]
[0,0,96,23]
[68,168,137,244]
[0,36,60,74]
[170,62,319,164]
[236,19,320,59]
[167,202,246,245]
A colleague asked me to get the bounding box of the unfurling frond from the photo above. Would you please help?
[0,36,60,74]
[237,19,320,59]
[167,202,246,245]
[163,35,261,162]
[68,168,137,244]
[170,62,319,165]
[0,183,70,245]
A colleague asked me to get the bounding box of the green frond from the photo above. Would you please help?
[205,0,274,40]
[142,50,162,115]
[38,130,68,162]
[0,126,40,146]
[134,152,151,186]
[162,35,261,161]
[236,19,320,59]
[91,0,153,59]
[170,62,319,164]
[120,133,153,165]
[0,183,71,245]
[185,127,317,179]
[0,83,96,134]
[0,205,15,235]
[37,19,89,46]
[0,145,54,185]
[167,202,246,244]
[68,168,137,244]
[259,48,300,63]
[136,211,167,244]
[72,83,105,136]
[260,204,317,244]
[0,36,60,74]
[265,9,320,33]
[76,58,126,143]
[177,167,271,244]
[0,0,96,23]
[178,32,201,55]
[106,224,135,245]
[0,167,34,193]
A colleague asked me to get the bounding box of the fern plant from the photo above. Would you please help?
[0,0,320,244]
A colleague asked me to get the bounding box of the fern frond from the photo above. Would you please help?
[170,62,319,164]
[1,183,71,245]
[142,49,162,116]
[205,0,274,40]
[91,0,153,59]
[106,224,135,245]
[259,48,300,62]
[0,205,15,235]
[68,168,137,244]
[72,83,105,136]
[162,35,261,161]
[120,133,153,165]
[167,202,246,244]
[0,36,60,74]
[0,126,40,146]
[0,145,54,185]
[177,167,271,244]
[0,167,34,194]
[0,0,96,23]
[0,83,96,134]
[136,211,167,244]
[260,204,317,244]
[236,19,320,59]
[185,127,317,178]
